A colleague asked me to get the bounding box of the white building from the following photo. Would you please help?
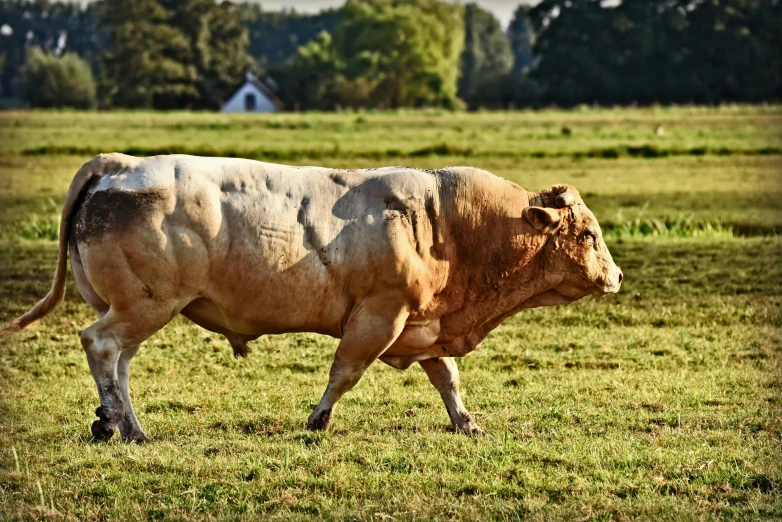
[221,72,282,113]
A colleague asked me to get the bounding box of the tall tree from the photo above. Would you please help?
[529,0,619,105]
[102,0,251,109]
[529,0,782,106]
[239,6,340,68]
[270,31,343,110]
[507,5,536,74]
[102,0,196,108]
[275,0,464,109]
[336,0,464,108]
[458,3,513,107]
[673,0,782,103]
[176,0,253,109]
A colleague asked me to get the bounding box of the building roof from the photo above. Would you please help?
[233,71,284,110]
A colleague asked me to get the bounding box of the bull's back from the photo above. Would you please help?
[75,155,445,336]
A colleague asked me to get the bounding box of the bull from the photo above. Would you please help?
[2,154,622,441]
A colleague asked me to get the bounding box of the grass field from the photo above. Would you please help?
[0,107,780,520]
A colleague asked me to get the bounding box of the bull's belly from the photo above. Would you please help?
[182,294,443,354]
[192,259,347,339]
[182,293,476,372]
[181,288,347,338]
[187,227,357,336]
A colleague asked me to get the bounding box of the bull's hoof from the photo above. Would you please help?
[118,418,151,443]
[307,409,332,431]
[91,420,115,441]
[455,424,486,437]
[122,432,152,444]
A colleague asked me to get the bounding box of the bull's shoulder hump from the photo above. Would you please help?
[437,166,518,186]
[436,166,527,200]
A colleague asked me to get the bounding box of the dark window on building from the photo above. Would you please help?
[245,93,256,111]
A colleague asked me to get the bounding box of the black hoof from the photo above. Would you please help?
[119,420,151,443]
[91,420,115,441]
[122,433,151,444]
[307,409,332,431]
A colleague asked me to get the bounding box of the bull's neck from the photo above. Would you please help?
[445,183,543,276]
[437,180,550,337]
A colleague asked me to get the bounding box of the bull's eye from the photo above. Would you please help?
[583,232,596,246]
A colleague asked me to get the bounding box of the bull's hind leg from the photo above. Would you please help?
[307,296,409,431]
[116,345,149,442]
[71,245,152,441]
[419,357,484,436]
[81,306,171,441]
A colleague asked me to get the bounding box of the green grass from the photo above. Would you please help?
[0,107,780,520]
[2,107,780,234]
[2,106,780,159]
[603,215,734,240]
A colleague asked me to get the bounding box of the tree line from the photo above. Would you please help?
[0,0,779,111]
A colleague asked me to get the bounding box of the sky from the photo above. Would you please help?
[65,1,538,30]
[241,1,537,28]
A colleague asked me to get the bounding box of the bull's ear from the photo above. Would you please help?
[523,206,561,232]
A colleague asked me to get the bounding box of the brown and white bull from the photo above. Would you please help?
[2,154,622,441]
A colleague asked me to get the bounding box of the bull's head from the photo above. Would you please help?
[523,184,623,301]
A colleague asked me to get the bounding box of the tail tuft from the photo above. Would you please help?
[2,289,65,337]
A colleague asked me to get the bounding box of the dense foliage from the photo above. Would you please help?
[101,0,251,109]
[0,0,106,99]
[458,3,514,109]
[239,5,340,68]
[508,5,535,75]
[528,0,782,106]
[271,0,464,110]
[0,0,779,109]
[20,47,96,109]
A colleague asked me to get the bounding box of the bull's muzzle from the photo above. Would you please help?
[592,266,623,296]
[601,267,623,294]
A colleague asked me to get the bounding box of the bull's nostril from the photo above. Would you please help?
[618,272,623,284]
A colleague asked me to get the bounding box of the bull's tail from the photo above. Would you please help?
[1,154,124,336]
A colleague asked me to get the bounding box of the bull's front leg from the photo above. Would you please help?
[307,296,409,431]
[419,357,485,436]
